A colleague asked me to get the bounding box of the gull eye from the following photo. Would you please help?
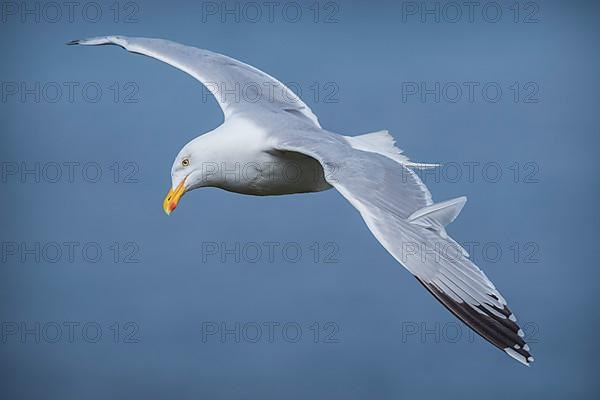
[181,158,190,167]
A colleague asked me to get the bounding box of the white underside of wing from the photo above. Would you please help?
[68,35,321,128]
[272,129,533,365]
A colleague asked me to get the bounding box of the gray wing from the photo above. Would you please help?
[273,131,534,365]
[68,35,320,127]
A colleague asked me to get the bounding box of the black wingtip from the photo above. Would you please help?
[66,39,80,46]
[414,276,534,366]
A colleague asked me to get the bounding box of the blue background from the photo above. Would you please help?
[1,0,598,398]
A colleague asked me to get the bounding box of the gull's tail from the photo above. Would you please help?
[345,130,439,169]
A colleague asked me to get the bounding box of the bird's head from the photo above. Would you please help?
[163,136,213,215]
[162,121,256,215]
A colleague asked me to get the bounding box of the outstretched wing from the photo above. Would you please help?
[273,131,534,365]
[68,35,320,127]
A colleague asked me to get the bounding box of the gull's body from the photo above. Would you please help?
[181,117,331,196]
[69,36,533,365]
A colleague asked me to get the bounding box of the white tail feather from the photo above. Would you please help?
[345,130,439,169]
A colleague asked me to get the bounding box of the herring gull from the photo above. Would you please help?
[68,36,534,365]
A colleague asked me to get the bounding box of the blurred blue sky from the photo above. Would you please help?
[1,0,599,398]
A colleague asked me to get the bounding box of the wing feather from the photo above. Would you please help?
[68,35,320,127]
[273,131,534,365]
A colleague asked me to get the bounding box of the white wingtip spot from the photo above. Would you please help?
[509,313,517,322]
[504,348,530,366]
[518,329,525,338]
[523,344,530,352]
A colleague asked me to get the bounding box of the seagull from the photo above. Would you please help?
[68,35,534,365]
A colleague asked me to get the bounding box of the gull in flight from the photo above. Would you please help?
[69,36,534,365]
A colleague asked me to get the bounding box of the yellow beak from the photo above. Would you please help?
[163,178,186,215]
